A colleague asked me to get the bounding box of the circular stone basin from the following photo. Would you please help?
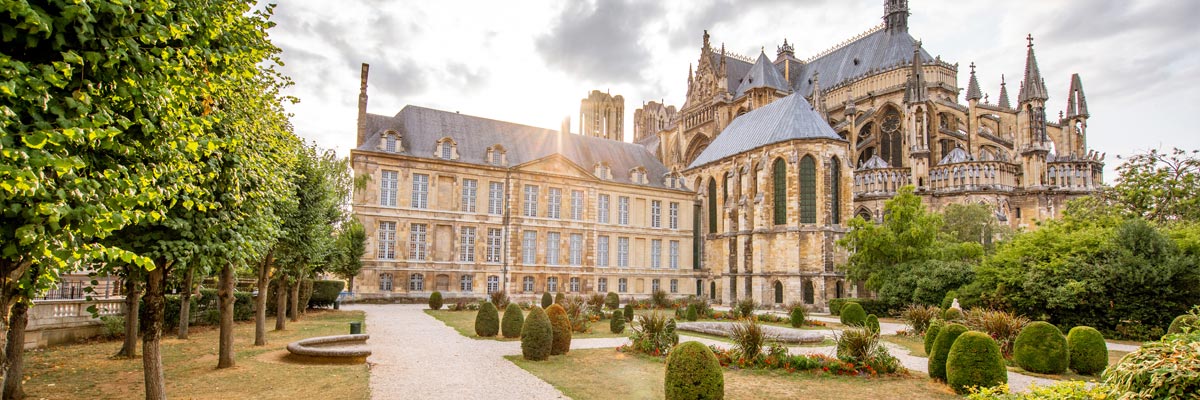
[286,334,371,364]
[676,322,826,344]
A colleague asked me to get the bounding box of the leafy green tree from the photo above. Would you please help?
[330,219,367,292]
[1107,148,1200,223]
[941,203,1011,253]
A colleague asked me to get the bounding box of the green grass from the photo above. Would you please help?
[882,334,927,357]
[426,309,628,340]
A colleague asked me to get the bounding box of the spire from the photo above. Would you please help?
[719,43,727,78]
[1065,73,1089,118]
[998,74,1011,108]
[702,30,711,54]
[884,0,909,33]
[903,41,928,103]
[965,62,982,101]
[688,63,693,85]
[1017,34,1049,103]
[810,72,827,118]
[844,88,856,117]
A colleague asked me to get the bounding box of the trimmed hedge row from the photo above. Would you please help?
[828,298,896,317]
[309,280,343,308]
[142,289,254,331]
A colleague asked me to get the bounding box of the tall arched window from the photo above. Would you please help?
[799,155,817,224]
[773,281,783,304]
[707,179,717,234]
[830,156,841,224]
[772,158,787,225]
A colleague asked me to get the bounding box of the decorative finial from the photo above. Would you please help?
[969,62,976,74]
[1026,34,1034,48]
[1001,74,1006,84]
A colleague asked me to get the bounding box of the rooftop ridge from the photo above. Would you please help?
[804,24,885,63]
[723,50,755,64]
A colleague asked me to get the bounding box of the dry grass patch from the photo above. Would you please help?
[883,334,928,357]
[426,309,627,340]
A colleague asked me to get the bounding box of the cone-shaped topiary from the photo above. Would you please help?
[866,314,880,333]
[946,331,1008,394]
[541,292,553,308]
[1167,314,1198,335]
[555,292,565,305]
[605,292,620,310]
[546,304,572,355]
[475,301,500,337]
[1014,321,1069,374]
[789,306,806,328]
[610,311,625,334]
[840,302,867,326]
[925,319,944,355]
[521,306,553,360]
[664,341,724,400]
[1066,326,1107,375]
[928,323,969,381]
[624,304,635,323]
[687,304,699,322]
[428,291,443,310]
[502,303,525,338]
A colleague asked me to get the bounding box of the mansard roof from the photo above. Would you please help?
[687,93,843,169]
[735,51,790,97]
[359,105,676,189]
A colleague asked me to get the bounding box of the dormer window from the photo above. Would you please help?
[486,145,507,166]
[378,130,403,153]
[436,137,458,160]
[385,135,397,152]
[630,167,647,184]
[593,162,611,180]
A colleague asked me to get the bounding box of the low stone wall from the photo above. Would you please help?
[24,298,124,349]
[676,321,827,344]
[286,334,371,364]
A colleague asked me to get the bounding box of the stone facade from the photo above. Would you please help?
[579,90,624,142]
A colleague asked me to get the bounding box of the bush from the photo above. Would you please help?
[963,308,1029,358]
[925,319,944,355]
[490,290,510,309]
[629,312,678,356]
[664,341,724,400]
[835,326,901,374]
[309,280,344,308]
[521,306,553,361]
[1167,313,1198,335]
[1101,329,1200,399]
[840,302,867,326]
[541,292,553,308]
[428,291,443,310]
[610,311,625,334]
[942,308,963,322]
[475,301,500,337]
[966,381,1110,400]
[730,319,766,360]
[901,304,940,334]
[502,303,525,338]
[789,306,805,328]
[555,292,565,305]
[1066,326,1107,375]
[829,298,897,317]
[866,314,880,333]
[624,304,634,323]
[100,315,124,339]
[605,292,620,310]
[1013,321,1069,374]
[941,290,958,310]
[586,293,606,314]
[650,289,670,309]
[928,323,969,381]
[683,304,697,322]
[734,298,756,319]
[946,331,1007,394]
[546,304,572,355]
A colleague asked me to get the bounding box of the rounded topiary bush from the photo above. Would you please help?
[1066,326,1107,375]
[840,302,867,326]
[1167,314,1198,335]
[1013,321,1069,374]
[866,314,880,333]
[942,308,963,321]
[605,292,620,310]
[555,292,565,305]
[928,323,969,381]
[789,306,805,328]
[502,303,525,338]
[521,306,552,360]
[664,341,724,400]
[610,311,625,334]
[475,301,500,337]
[624,304,635,323]
[541,292,553,308]
[546,304,572,355]
[925,319,945,355]
[428,291,443,310]
[686,304,699,322]
[946,331,1007,394]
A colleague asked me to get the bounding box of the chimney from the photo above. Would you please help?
[356,63,369,147]
[561,116,571,136]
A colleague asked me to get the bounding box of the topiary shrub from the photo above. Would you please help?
[610,311,625,334]
[541,292,553,308]
[428,291,443,310]
[925,319,945,355]
[942,308,963,322]
[502,303,525,338]
[1013,321,1069,374]
[309,280,344,308]
[624,304,635,323]
[789,306,806,328]
[1167,314,1198,335]
[946,331,1007,394]
[928,323,969,381]
[555,292,566,304]
[1066,326,1107,375]
[664,341,724,400]
[546,304,572,355]
[686,304,699,322]
[866,314,880,333]
[521,306,553,361]
[475,301,500,337]
[605,292,620,310]
[840,302,867,326]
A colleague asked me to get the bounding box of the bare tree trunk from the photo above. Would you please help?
[254,251,273,346]
[177,265,194,340]
[274,278,287,331]
[347,276,355,294]
[288,277,300,322]
[2,301,28,400]
[142,261,168,400]
[116,267,140,359]
[217,264,235,368]
[0,258,31,394]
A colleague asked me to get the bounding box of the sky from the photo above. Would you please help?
[267,0,1198,182]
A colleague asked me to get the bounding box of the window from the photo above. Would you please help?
[380,273,393,291]
[460,275,473,292]
[378,221,396,259]
[548,188,562,218]
[522,231,537,264]
[669,202,679,229]
[571,190,583,220]
[598,194,610,223]
[617,237,629,268]
[773,158,787,225]
[830,157,841,224]
[409,273,424,291]
[461,179,477,213]
[651,200,662,228]
[486,228,502,263]
[569,277,580,292]
[459,227,476,262]
[650,239,662,269]
[486,276,499,294]
[385,135,397,152]
[652,279,660,292]
[409,224,427,260]
[707,179,717,233]
[546,232,561,265]
[523,276,535,292]
[523,185,538,217]
[597,236,610,267]
[440,141,452,159]
[800,155,816,223]
[618,278,628,293]
[412,173,429,209]
[380,170,398,206]
[488,182,504,215]
[669,240,679,269]
[569,234,582,266]
[618,196,630,225]
[547,277,558,293]
[488,146,506,165]
[598,277,608,293]
[670,279,678,294]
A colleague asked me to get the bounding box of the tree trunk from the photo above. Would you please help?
[288,277,300,322]
[142,261,168,400]
[274,278,287,331]
[2,301,28,400]
[116,268,140,359]
[217,264,235,368]
[177,265,194,340]
[347,276,355,294]
[254,252,272,346]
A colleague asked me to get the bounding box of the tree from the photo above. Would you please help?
[1108,148,1200,223]
[330,219,367,292]
[941,203,1011,253]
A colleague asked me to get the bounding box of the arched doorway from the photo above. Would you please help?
[696,280,703,297]
[709,282,716,300]
[835,281,845,299]
[773,281,783,304]
[803,280,815,305]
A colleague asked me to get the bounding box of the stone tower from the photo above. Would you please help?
[579,90,625,141]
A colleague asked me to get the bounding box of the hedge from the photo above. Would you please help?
[1013,321,1069,374]
[624,304,635,323]
[829,298,896,317]
[928,323,969,381]
[946,331,1007,394]
[840,303,867,326]
[924,319,944,355]
[502,303,525,338]
[475,302,500,337]
[522,306,553,361]
[546,304,572,355]
[664,341,724,400]
[309,280,344,308]
[145,289,254,331]
[610,311,625,334]
[789,306,806,328]
[1066,326,1107,375]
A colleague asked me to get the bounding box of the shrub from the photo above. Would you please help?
[1066,326,1107,375]
[734,297,756,319]
[829,298,897,317]
[664,341,724,400]
[785,306,804,328]
[555,292,566,305]
[730,319,767,360]
[942,308,963,322]
[605,292,620,310]
[610,311,625,334]
[941,290,958,310]
[490,290,510,309]
[901,304,940,334]
[1101,329,1200,399]
[624,304,634,323]
[309,280,344,308]
[546,304,572,355]
[563,295,590,333]
[925,319,944,355]
[428,291,443,310]
[541,292,553,308]
[1167,313,1198,335]
[840,302,867,326]
[866,314,880,333]
[963,308,1029,358]
[650,289,670,309]
[475,302,500,337]
[1013,321,1069,374]
[521,306,553,361]
[100,315,124,339]
[835,326,901,374]
[629,312,677,356]
[928,323,969,381]
[586,293,606,314]
[946,331,1007,394]
[502,303,525,338]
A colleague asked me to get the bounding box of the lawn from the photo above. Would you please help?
[23,310,369,400]
[426,309,628,340]
[883,334,928,357]
[508,348,960,400]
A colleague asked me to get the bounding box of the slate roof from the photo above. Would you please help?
[938,146,973,165]
[359,105,678,189]
[710,54,754,94]
[735,51,790,97]
[790,27,932,96]
[687,93,843,169]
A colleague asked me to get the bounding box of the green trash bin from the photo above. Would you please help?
[350,321,362,335]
